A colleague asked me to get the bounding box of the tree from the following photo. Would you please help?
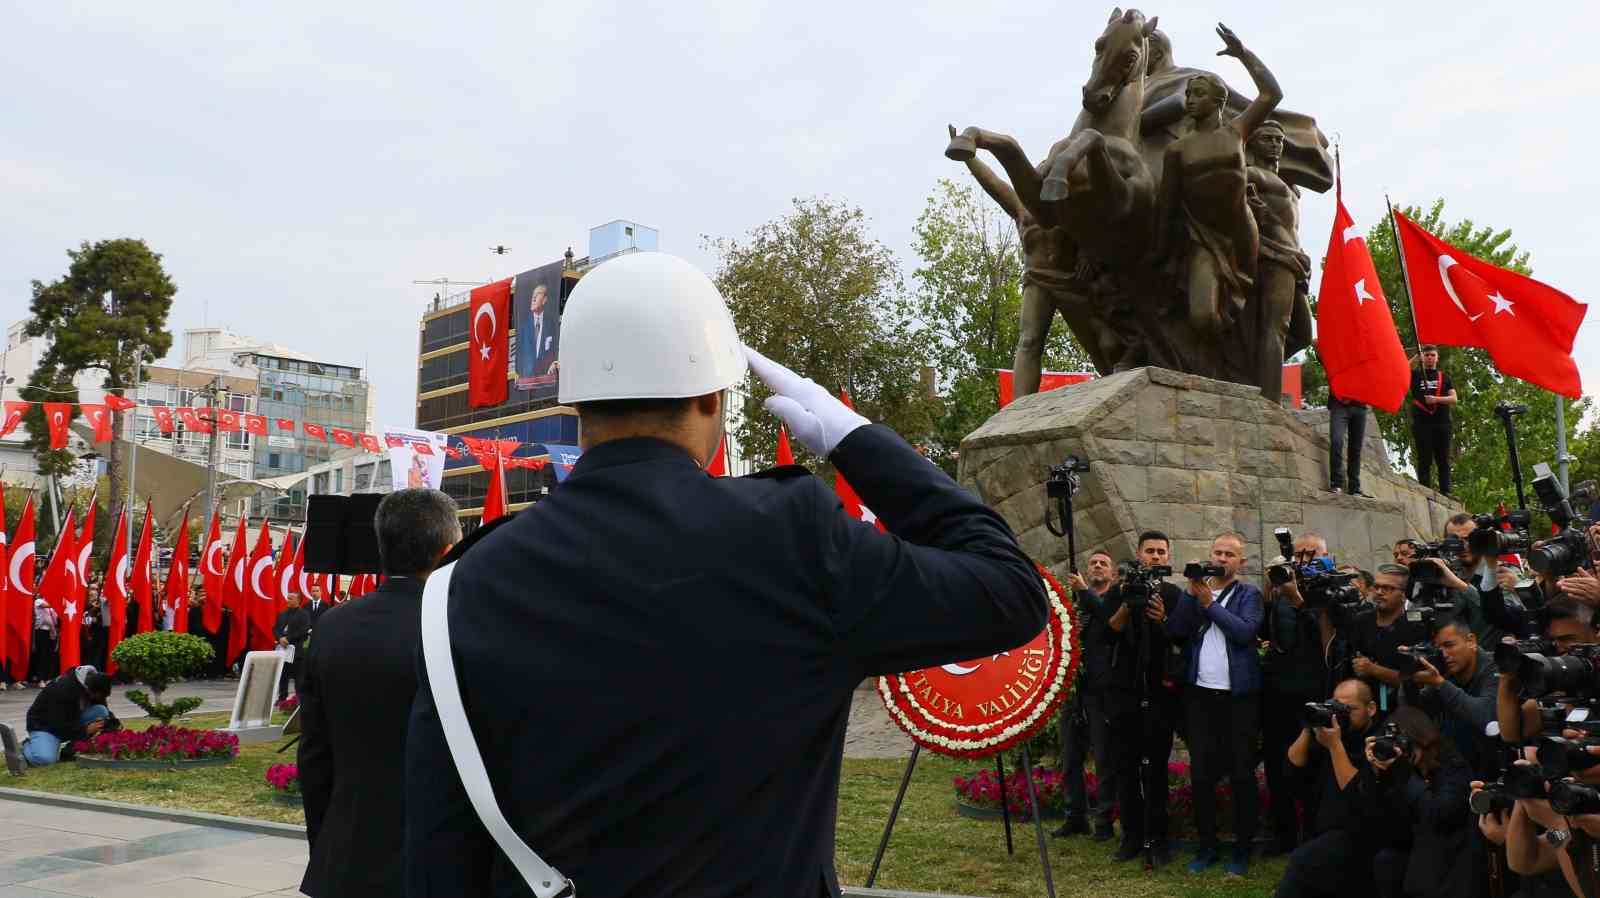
[25,239,177,516]
[1300,201,1594,516]
[911,179,1092,472]
[710,197,941,472]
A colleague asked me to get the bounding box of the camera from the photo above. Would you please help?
[1495,639,1555,673]
[1264,530,1363,608]
[1536,735,1600,779]
[1302,699,1352,729]
[1117,561,1171,613]
[1395,644,1447,676]
[1530,470,1596,577]
[1184,562,1225,580]
[1469,509,1533,557]
[1408,536,1466,584]
[1470,763,1554,815]
[1046,456,1091,500]
[1550,781,1600,816]
[1499,643,1600,698]
[1371,721,1414,764]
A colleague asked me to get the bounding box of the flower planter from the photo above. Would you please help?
[955,799,1064,821]
[75,755,234,771]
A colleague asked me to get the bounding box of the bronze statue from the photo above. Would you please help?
[944,12,1333,402]
[1246,120,1314,401]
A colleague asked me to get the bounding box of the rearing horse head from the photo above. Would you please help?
[1082,7,1159,114]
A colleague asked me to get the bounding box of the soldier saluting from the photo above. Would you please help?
[404,252,1049,897]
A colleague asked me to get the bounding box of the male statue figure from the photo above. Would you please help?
[1246,120,1313,402]
[1154,24,1282,340]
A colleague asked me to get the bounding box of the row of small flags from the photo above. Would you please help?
[0,481,380,681]
[0,396,389,453]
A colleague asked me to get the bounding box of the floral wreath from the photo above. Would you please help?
[877,563,1080,759]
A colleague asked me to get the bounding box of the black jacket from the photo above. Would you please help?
[25,671,118,740]
[298,577,425,898]
[1096,581,1184,716]
[303,599,333,628]
[273,607,311,647]
[404,426,1048,898]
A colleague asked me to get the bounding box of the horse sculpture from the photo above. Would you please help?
[945,7,1159,270]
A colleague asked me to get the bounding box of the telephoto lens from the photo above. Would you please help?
[1550,781,1600,816]
[1495,639,1556,674]
[1469,783,1515,816]
[1536,736,1600,779]
[1518,648,1600,698]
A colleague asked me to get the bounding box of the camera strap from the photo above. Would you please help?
[420,560,575,898]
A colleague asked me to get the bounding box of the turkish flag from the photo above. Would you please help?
[54,510,81,672]
[65,498,96,669]
[275,418,296,431]
[444,446,463,460]
[331,428,356,447]
[178,407,212,433]
[995,370,1097,408]
[707,435,728,476]
[167,510,190,634]
[1396,211,1588,398]
[104,393,136,412]
[482,446,508,524]
[130,502,156,634]
[776,426,795,466]
[273,532,296,630]
[223,517,250,668]
[358,433,381,453]
[80,404,114,442]
[102,508,129,674]
[833,391,885,531]
[468,279,512,408]
[42,403,73,450]
[1315,195,1410,412]
[295,537,316,604]
[40,508,76,624]
[216,409,241,432]
[152,406,176,434]
[243,414,268,436]
[199,511,225,632]
[413,441,435,456]
[1,402,27,439]
[303,422,328,441]
[245,521,276,653]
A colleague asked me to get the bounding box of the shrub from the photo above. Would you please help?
[111,632,214,724]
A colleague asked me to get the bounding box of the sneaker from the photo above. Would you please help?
[0,725,26,776]
[1224,844,1251,877]
[1092,822,1116,842]
[1328,485,1342,494]
[1112,841,1142,863]
[1052,818,1090,838]
[1187,846,1220,873]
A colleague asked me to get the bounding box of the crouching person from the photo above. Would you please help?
[0,666,120,773]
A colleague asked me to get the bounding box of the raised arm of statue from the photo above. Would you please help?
[1215,23,1282,139]
[949,124,1025,221]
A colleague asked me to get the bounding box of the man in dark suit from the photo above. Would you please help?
[404,252,1049,897]
[515,282,560,378]
[272,594,310,702]
[302,584,332,628]
[298,489,461,898]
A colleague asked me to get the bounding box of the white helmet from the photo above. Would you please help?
[558,252,747,404]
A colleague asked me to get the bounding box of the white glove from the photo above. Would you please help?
[744,346,868,457]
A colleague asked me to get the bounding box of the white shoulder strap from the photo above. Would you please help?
[420,561,574,898]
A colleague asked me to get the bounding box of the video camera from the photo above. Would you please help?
[1117,561,1171,614]
[1529,470,1596,577]
[1468,509,1533,557]
[1496,642,1600,698]
[1266,528,1363,609]
[1302,699,1352,730]
[1183,562,1225,580]
[1408,536,1466,585]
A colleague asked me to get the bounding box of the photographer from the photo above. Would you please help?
[1412,516,1504,647]
[1395,539,1419,567]
[1403,617,1502,779]
[1167,531,1264,875]
[1263,532,1338,855]
[1057,550,1117,841]
[1359,707,1476,898]
[1099,530,1184,867]
[1274,679,1381,897]
[1348,565,1429,712]
[1496,599,1597,745]
[1477,788,1579,898]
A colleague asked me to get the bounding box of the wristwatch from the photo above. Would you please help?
[1546,828,1572,847]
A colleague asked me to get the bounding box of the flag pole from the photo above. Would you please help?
[1385,195,1424,358]
[1556,395,1571,492]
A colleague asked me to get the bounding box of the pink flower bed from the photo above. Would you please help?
[265,763,300,794]
[73,726,239,762]
[275,695,299,713]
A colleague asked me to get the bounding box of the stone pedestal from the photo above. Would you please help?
[958,367,1463,576]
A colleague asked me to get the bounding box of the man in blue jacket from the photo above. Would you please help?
[1167,531,1264,876]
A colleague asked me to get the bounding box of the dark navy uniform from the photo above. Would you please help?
[404,425,1048,897]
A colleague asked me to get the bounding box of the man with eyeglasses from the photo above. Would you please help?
[1346,565,1427,714]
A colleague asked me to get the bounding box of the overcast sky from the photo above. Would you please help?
[3,1,1596,431]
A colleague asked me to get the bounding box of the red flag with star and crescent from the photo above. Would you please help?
[42,403,73,450]
[80,404,114,442]
[246,521,277,652]
[167,510,191,634]
[1,402,27,439]
[1395,211,1588,398]
[468,279,512,408]
[102,508,129,673]
[152,406,176,434]
[223,517,251,666]
[200,511,225,632]
[1315,193,1410,412]
[833,391,885,531]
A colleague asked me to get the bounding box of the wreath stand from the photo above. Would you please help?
[864,742,1057,898]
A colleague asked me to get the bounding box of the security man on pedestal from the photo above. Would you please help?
[404,252,1049,898]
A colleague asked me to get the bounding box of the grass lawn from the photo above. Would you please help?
[11,714,1286,896]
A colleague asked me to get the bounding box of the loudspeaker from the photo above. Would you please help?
[303,494,384,574]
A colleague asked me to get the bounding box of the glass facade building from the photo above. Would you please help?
[244,353,371,522]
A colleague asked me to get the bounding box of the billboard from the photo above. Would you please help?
[384,427,450,491]
[512,261,564,399]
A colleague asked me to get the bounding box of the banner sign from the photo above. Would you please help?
[383,426,449,490]
[877,564,1078,758]
[512,261,564,399]
[538,443,582,482]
